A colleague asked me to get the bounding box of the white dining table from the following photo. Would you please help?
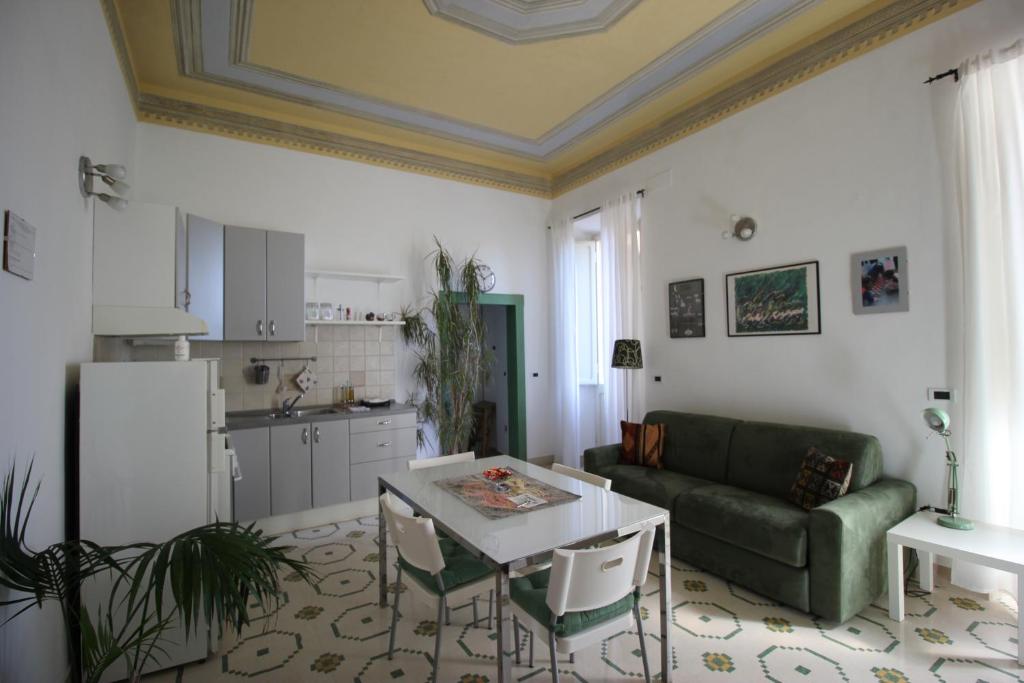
[378,454,673,682]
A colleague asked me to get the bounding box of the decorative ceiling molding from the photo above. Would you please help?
[422,0,642,44]
[135,92,554,197]
[171,0,819,161]
[103,0,974,198]
[551,0,971,195]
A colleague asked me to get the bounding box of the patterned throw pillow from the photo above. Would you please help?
[620,421,666,469]
[787,446,853,511]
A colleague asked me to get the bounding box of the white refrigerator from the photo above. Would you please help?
[79,359,230,680]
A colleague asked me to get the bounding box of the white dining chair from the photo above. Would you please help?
[380,493,495,682]
[509,525,656,683]
[551,462,612,491]
[407,450,476,470]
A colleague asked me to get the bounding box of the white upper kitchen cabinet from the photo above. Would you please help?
[224,225,305,342]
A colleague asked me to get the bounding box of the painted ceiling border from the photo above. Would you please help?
[551,0,976,196]
[135,92,554,197]
[171,0,819,160]
[421,0,643,44]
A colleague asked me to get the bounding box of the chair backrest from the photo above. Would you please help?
[379,493,445,575]
[545,525,655,617]
[407,451,476,471]
[551,462,612,491]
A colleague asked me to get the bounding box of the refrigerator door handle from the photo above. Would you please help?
[228,449,242,481]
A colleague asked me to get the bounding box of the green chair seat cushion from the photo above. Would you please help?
[674,484,809,567]
[399,539,492,595]
[509,568,635,637]
[601,464,713,512]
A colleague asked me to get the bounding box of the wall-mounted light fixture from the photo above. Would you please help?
[722,215,757,241]
[78,156,129,210]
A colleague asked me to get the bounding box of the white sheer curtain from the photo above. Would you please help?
[598,192,645,445]
[551,217,581,466]
[954,39,1024,598]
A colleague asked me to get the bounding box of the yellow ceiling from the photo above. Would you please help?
[107,0,975,196]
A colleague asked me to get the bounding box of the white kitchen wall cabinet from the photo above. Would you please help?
[224,225,304,341]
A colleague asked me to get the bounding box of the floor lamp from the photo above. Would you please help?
[611,339,643,422]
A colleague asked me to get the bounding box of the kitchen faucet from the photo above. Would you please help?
[282,390,305,416]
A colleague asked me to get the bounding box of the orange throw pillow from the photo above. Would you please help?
[620,421,666,469]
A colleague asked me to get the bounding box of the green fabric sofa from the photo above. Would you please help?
[583,410,916,623]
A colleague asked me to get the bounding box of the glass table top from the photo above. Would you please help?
[379,455,669,565]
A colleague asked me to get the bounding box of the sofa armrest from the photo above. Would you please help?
[583,444,620,475]
[808,478,916,623]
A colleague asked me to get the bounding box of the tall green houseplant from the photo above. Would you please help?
[402,239,492,455]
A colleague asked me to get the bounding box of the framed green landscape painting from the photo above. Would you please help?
[726,261,820,336]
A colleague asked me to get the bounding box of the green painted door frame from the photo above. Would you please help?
[449,292,527,460]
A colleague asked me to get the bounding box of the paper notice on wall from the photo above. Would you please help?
[3,211,36,281]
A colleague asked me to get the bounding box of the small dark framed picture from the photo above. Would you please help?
[668,278,705,338]
[851,247,908,314]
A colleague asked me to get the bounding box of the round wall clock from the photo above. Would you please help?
[477,264,496,292]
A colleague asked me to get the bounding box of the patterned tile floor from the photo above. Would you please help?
[146,515,1021,683]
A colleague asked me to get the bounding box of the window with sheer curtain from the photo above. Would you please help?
[954,38,1024,599]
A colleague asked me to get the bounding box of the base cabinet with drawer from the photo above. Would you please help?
[229,409,414,521]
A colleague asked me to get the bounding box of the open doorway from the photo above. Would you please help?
[471,293,526,460]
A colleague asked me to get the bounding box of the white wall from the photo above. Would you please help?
[0,1,138,680]
[551,0,1024,509]
[132,123,555,458]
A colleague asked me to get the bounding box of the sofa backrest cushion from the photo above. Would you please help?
[727,421,883,499]
[643,411,740,483]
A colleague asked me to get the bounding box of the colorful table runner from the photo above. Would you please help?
[435,468,581,520]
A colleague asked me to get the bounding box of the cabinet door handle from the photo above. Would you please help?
[184,289,191,308]
[378,441,392,448]
[257,319,264,336]
[302,428,309,445]
[269,320,277,336]
[313,427,320,444]
[377,419,392,425]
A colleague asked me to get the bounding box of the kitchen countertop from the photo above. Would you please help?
[226,402,417,430]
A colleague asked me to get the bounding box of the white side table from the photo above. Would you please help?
[887,511,1024,666]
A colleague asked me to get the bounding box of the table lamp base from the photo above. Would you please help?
[938,515,974,530]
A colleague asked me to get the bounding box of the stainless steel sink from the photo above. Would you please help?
[266,407,340,419]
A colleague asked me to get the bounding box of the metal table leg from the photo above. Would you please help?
[495,564,512,682]
[658,520,672,682]
[378,482,388,608]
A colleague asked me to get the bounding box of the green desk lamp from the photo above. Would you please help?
[923,407,974,530]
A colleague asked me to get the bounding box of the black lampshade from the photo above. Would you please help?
[611,339,643,369]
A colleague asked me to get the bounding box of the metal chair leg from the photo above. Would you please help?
[445,605,451,625]
[548,629,560,683]
[634,602,650,683]
[432,596,445,683]
[529,630,534,668]
[472,596,479,628]
[488,589,494,629]
[388,564,402,660]
[569,652,574,664]
[513,615,521,665]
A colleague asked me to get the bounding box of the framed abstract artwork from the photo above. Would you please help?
[668,278,705,338]
[726,261,820,337]
[851,247,908,314]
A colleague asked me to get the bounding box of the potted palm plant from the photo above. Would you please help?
[402,238,493,455]
[0,462,315,683]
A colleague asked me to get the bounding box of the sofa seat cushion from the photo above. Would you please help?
[674,484,809,568]
[510,568,636,636]
[602,464,713,512]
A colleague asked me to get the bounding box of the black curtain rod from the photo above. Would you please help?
[568,188,646,222]
[924,67,959,84]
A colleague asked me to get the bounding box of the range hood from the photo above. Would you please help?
[92,305,208,337]
[92,202,209,338]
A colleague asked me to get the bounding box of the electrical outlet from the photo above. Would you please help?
[654,376,662,382]
[927,387,956,401]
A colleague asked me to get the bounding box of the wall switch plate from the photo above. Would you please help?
[927,387,955,401]
[654,376,662,382]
